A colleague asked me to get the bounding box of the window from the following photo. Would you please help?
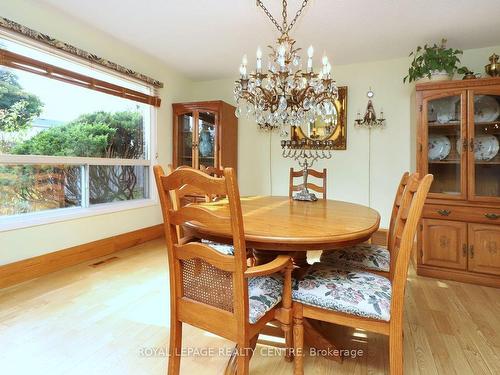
[0,34,158,226]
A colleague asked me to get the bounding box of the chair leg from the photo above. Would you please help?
[236,340,250,375]
[168,319,182,375]
[293,303,304,375]
[282,262,294,362]
[283,323,293,362]
[389,328,403,375]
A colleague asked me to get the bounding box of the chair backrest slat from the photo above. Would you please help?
[389,173,420,280]
[200,165,224,177]
[387,172,410,251]
[289,167,327,199]
[174,242,236,272]
[161,169,227,198]
[389,173,433,330]
[168,205,231,228]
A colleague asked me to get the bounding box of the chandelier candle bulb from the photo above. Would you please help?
[307,45,314,72]
[326,63,332,76]
[239,64,247,78]
[256,47,263,72]
[307,45,314,58]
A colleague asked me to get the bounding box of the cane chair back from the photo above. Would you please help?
[289,167,327,199]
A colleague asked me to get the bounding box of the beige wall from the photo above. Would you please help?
[189,45,500,228]
[0,0,192,265]
[0,0,498,265]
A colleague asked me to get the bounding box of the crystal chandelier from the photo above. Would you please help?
[234,0,338,133]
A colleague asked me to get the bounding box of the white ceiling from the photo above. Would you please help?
[40,0,500,81]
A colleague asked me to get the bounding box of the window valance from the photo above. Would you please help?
[0,16,164,89]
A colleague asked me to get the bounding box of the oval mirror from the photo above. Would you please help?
[290,86,348,150]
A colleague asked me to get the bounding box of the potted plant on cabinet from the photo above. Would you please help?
[404,39,468,83]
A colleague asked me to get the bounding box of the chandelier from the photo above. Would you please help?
[234,0,338,133]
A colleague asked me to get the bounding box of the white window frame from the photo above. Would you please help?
[0,32,159,232]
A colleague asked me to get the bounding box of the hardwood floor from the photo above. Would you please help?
[0,239,499,374]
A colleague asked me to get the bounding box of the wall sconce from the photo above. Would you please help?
[355,89,386,128]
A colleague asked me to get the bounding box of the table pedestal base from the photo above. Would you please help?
[252,249,309,268]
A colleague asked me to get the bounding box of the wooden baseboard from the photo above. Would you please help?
[417,265,500,288]
[371,229,388,246]
[0,227,392,290]
[0,224,164,289]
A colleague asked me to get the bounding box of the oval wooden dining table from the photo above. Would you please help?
[186,195,380,265]
[184,195,380,372]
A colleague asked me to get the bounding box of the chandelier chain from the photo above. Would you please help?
[256,0,310,35]
[282,0,288,33]
[286,0,309,34]
[256,0,284,33]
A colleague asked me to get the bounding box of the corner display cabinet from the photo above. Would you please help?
[416,77,500,288]
[172,101,238,172]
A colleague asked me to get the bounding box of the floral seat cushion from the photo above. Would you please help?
[320,244,390,272]
[201,240,282,324]
[201,239,235,255]
[248,274,283,324]
[292,263,391,321]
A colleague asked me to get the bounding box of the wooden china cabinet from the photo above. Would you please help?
[416,78,500,288]
[172,101,237,171]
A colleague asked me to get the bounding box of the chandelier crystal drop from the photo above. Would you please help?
[234,0,338,133]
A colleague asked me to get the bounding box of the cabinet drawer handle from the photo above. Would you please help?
[484,213,500,220]
[437,209,451,216]
[469,245,474,259]
[462,244,467,257]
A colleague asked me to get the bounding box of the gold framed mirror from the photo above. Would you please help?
[290,86,347,150]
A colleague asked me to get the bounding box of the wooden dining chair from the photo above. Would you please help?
[319,171,411,274]
[289,167,327,200]
[168,164,255,265]
[199,164,224,177]
[154,166,294,375]
[292,173,433,375]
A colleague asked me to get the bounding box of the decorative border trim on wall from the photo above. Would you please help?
[0,16,164,88]
[0,224,164,289]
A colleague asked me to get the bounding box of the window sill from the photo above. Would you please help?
[0,199,158,233]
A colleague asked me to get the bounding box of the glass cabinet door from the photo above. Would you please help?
[423,92,467,199]
[176,112,195,167]
[469,91,500,202]
[197,111,217,168]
